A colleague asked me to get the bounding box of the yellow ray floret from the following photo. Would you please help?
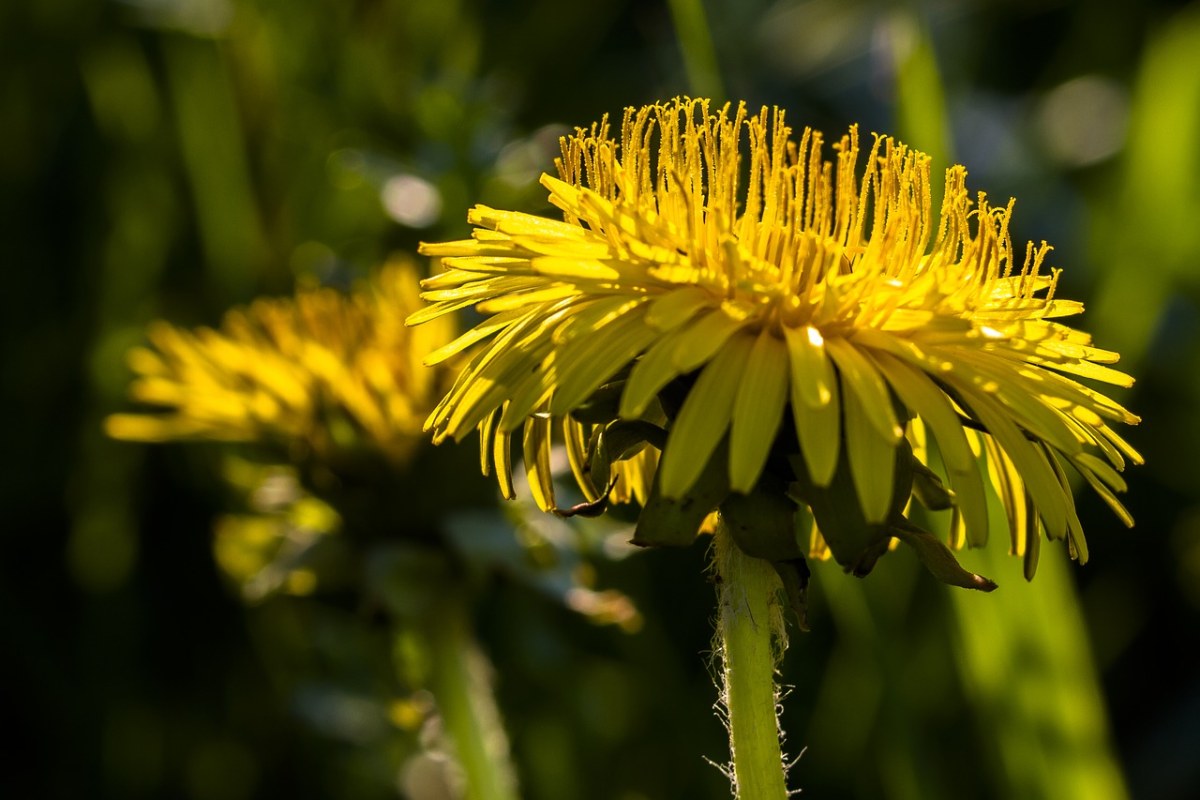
[410,98,1140,566]
[108,256,454,465]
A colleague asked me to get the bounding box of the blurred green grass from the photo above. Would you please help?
[3,1,1199,798]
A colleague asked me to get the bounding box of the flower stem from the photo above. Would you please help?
[426,598,519,800]
[714,517,790,799]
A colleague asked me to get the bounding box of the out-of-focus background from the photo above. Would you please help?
[4,0,1199,798]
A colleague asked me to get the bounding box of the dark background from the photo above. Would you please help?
[4,0,1199,798]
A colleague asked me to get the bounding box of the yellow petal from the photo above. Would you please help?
[516,234,613,259]
[843,379,897,524]
[620,304,730,419]
[982,435,1030,557]
[1075,460,1128,527]
[446,301,574,436]
[659,333,753,498]
[1045,446,1089,563]
[1097,423,1144,467]
[729,330,789,492]
[783,325,835,408]
[620,328,688,419]
[951,349,1086,456]
[405,296,478,326]
[645,286,716,330]
[672,307,749,371]
[104,414,181,442]
[522,413,554,512]
[549,306,658,415]
[552,296,645,344]
[126,346,167,377]
[826,337,902,443]
[450,342,551,437]
[1075,452,1128,493]
[493,416,515,500]
[789,357,841,488]
[563,416,600,502]
[498,351,556,431]
[496,301,631,428]
[418,240,511,260]
[420,274,542,304]
[476,285,578,314]
[873,352,989,546]
[479,407,500,477]
[529,256,623,281]
[958,386,1069,541]
[423,308,525,366]
[469,203,591,238]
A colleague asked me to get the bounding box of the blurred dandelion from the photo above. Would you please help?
[106,256,453,466]
[107,254,639,800]
[109,258,459,614]
[408,97,1142,798]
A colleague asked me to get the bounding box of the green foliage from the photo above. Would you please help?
[6,1,1200,799]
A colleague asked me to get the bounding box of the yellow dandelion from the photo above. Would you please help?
[107,255,454,465]
[409,98,1140,582]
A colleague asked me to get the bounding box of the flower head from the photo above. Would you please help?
[107,256,453,466]
[410,98,1140,581]
[108,257,641,626]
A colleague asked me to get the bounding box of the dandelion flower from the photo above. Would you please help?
[107,256,454,466]
[410,98,1141,583]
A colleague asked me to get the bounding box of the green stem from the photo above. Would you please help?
[426,598,519,800]
[714,517,790,799]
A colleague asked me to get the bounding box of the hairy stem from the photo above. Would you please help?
[714,517,791,799]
